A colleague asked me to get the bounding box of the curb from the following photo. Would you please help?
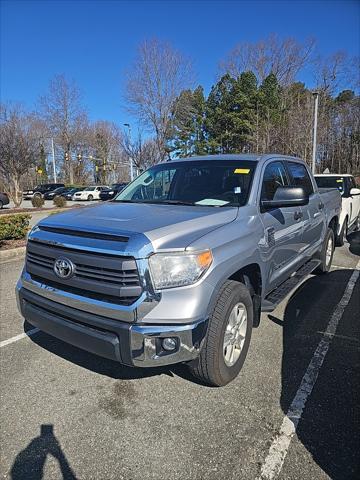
[0,246,26,262]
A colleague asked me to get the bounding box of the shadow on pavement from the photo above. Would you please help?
[279,269,360,479]
[347,230,360,256]
[11,424,77,480]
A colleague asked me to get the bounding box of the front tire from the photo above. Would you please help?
[355,215,360,232]
[315,228,334,274]
[0,200,3,209]
[189,280,253,387]
[87,194,93,201]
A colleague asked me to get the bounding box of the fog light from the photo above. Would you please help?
[162,337,177,351]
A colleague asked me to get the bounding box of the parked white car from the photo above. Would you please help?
[72,186,109,201]
[315,174,360,245]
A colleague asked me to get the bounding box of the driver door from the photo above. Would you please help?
[259,160,305,293]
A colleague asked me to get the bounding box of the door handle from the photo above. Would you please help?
[294,211,303,221]
[318,202,324,210]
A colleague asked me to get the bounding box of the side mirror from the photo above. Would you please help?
[350,187,360,196]
[261,186,309,210]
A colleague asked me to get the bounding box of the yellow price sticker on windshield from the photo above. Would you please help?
[234,168,250,174]
[336,179,343,183]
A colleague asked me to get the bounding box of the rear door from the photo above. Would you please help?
[348,177,360,226]
[285,161,325,257]
[259,160,305,292]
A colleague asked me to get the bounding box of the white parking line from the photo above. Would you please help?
[258,260,360,480]
[0,328,39,348]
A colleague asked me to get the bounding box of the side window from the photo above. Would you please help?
[286,162,314,196]
[261,161,289,201]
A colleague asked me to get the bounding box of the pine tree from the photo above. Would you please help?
[170,86,207,157]
[257,73,281,152]
[231,71,258,151]
[205,74,236,153]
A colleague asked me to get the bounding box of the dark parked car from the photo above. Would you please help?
[61,187,85,200]
[99,183,128,201]
[23,183,65,200]
[43,187,71,200]
[0,192,10,208]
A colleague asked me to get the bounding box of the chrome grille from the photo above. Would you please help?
[26,240,142,304]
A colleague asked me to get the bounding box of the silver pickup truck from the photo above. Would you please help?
[16,154,341,386]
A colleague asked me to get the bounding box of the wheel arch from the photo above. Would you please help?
[228,263,263,328]
[328,215,340,237]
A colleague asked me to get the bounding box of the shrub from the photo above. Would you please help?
[53,195,67,208]
[31,195,45,208]
[0,214,31,241]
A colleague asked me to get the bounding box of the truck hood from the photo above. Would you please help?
[38,202,238,253]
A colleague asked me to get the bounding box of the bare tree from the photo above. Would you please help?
[220,34,315,85]
[125,38,193,161]
[39,74,86,183]
[0,104,39,206]
[313,51,359,94]
[122,128,160,172]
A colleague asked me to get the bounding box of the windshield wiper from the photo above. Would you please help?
[158,200,195,206]
[112,199,141,203]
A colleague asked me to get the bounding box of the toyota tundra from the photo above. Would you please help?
[16,154,342,386]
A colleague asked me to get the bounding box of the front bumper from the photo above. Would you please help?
[16,283,208,368]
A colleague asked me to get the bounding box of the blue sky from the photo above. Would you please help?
[1,0,359,128]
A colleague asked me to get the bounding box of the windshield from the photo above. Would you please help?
[315,176,345,195]
[86,187,96,191]
[115,160,256,207]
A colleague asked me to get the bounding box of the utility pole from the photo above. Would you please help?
[51,138,57,182]
[311,92,319,175]
[124,123,134,181]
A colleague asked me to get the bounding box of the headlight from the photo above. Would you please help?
[149,250,213,290]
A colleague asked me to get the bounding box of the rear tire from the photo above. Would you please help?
[0,200,3,209]
[189,280,253,387]
[315,228,334,274]
[336,218,347,246]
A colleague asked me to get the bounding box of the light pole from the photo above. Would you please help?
[311,92,319,175]
[51,138,57,182]
[124,123,134,181]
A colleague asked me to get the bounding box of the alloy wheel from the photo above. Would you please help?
[223,302,248,367]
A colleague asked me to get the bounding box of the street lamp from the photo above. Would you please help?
[311,92,319,175]
[51,138,57,182]
[124,123,134,181]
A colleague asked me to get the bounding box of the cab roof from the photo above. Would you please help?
[170,153,304,163]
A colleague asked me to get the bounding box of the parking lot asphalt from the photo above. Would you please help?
[0,233,359,480]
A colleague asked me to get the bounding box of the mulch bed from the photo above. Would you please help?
[0,204,83,215]
[0,239,27,250]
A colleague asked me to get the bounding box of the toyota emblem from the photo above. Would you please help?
[53,257,75,279]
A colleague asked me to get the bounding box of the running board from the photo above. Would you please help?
[262,259,321,312]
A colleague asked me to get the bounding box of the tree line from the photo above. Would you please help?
[126,37,359,174]
[1,34,359,206]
